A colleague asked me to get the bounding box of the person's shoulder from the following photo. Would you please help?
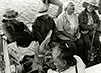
[79,9,86,16]
[32,17,41,26]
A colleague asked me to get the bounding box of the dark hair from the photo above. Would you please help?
[57,42,77,66]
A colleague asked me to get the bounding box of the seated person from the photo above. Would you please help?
[48,42,86,73]
[10,21,33,47]
[78,0,101,65]
[32,5,56,44]
[41,0,63,17]
[2,9,31,43]
[55,1,84,59]
[8,30,52,73]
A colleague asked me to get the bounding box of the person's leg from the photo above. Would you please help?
[80,34,91,65]
[75,37,84,61]
[93,32,100,49]
[66,40,79,56]
[93,31,101,62]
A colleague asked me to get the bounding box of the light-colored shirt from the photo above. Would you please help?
[56,12,79,40]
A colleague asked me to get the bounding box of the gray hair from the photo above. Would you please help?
[62,1,74,12]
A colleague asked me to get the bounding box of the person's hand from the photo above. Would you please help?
[89,25,95,30]
[71,37,77,41]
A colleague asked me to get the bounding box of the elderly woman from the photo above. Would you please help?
[55,1,85,63]
[78,0,101,65]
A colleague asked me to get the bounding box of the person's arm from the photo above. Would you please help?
[96,14,100,28]
[32,19,43,43]
[58,31,76,41]
[78,12,94,31]
[51,0,63,17]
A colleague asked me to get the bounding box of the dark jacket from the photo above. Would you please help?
[98,0,101,14]
[2,19,33,47]
[78,9,100,32]
[32,15,56,44]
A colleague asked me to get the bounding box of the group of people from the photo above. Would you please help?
[1,0,101,73]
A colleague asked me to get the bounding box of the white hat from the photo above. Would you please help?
[83,0,99,10]
[3,8,18,20]
[37,4,50,17]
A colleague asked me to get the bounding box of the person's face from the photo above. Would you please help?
[87,4,95,12]
[67,2,75,14]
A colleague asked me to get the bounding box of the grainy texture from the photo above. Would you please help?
[0,0,99,30]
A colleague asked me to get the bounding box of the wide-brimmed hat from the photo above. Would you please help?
[3,9,18,20]
[37,4,49,17]
[83,0,99,10]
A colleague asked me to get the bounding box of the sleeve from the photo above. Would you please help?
[95,14,100,28]
[56,14,65,31]
[32,19,43,43]
[78,13,93,30]
[98,0,101,14]
[50,17,56,30]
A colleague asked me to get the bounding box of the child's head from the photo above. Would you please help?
[52,42,77,72]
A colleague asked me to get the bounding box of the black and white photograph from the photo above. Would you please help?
[0,0,101,73]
